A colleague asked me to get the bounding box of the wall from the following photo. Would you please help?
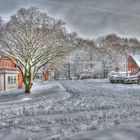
[18,70,23,88]
[0,56,23,89]
[128,56,139,75]
[0,57,15,67]
[44,64,55,81]
[0,74,4,91]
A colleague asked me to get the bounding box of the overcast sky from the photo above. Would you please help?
[1,0,140,39]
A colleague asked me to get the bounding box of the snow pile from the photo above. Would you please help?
[20,97,32,101]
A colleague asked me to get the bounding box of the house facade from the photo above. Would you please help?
[25,63,56,82]
[0,56,23,91]
[128,54,140,75]
[34,64,55,81]
[0,54,57,91]
[44,64,55,81]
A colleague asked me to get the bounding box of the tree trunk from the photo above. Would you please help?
[23,69,33,94]
[25,83,33,94]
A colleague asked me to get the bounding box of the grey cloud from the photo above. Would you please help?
[36,0,140,38]
[0,0,39,20]
[1,0,140,38]
[0,0,19,15]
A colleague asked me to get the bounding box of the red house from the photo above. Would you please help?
[128,54,140,75]
[0,56,23,91]
[0,55,55,91]
[44,64,55,81]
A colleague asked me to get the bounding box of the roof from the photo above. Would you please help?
[131,54,140,67]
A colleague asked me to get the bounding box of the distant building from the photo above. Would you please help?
[44,64,55,81]
[35,64,55,81]
[128,54,140,75]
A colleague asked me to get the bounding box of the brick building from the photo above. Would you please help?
[0,54,56,91]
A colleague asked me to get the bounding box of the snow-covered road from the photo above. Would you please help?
[0,81,70,140]
[0,79,140,140]
[63,122,140,140]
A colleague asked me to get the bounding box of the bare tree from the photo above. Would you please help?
[58,38,98,80]
[0,17,4,38]
[0,7,74,93]
[96,35,120,77]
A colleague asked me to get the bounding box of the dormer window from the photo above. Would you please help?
[2,60,4,66]
[2,60,10,67]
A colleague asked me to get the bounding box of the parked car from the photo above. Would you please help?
[122,75,138,84]
[71,77,77,80]
[108,71,127,83]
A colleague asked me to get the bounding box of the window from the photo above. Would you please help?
[8,76,17,85]
[5,61,10,67]
[2,60,9,67]
[14,76,17,84]
[36,75,43,80]
[2,60,4,66]
[8,76,10,84]
[12,76,14,84]
[36,75,40,79]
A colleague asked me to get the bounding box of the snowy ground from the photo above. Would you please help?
[0,79,140,140]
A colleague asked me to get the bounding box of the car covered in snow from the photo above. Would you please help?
[122,75,138,84]
[108,71,127,83]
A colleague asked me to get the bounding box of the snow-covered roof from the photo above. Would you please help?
[131,54,140,67]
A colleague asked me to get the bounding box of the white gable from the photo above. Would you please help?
[131,54,140,67]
